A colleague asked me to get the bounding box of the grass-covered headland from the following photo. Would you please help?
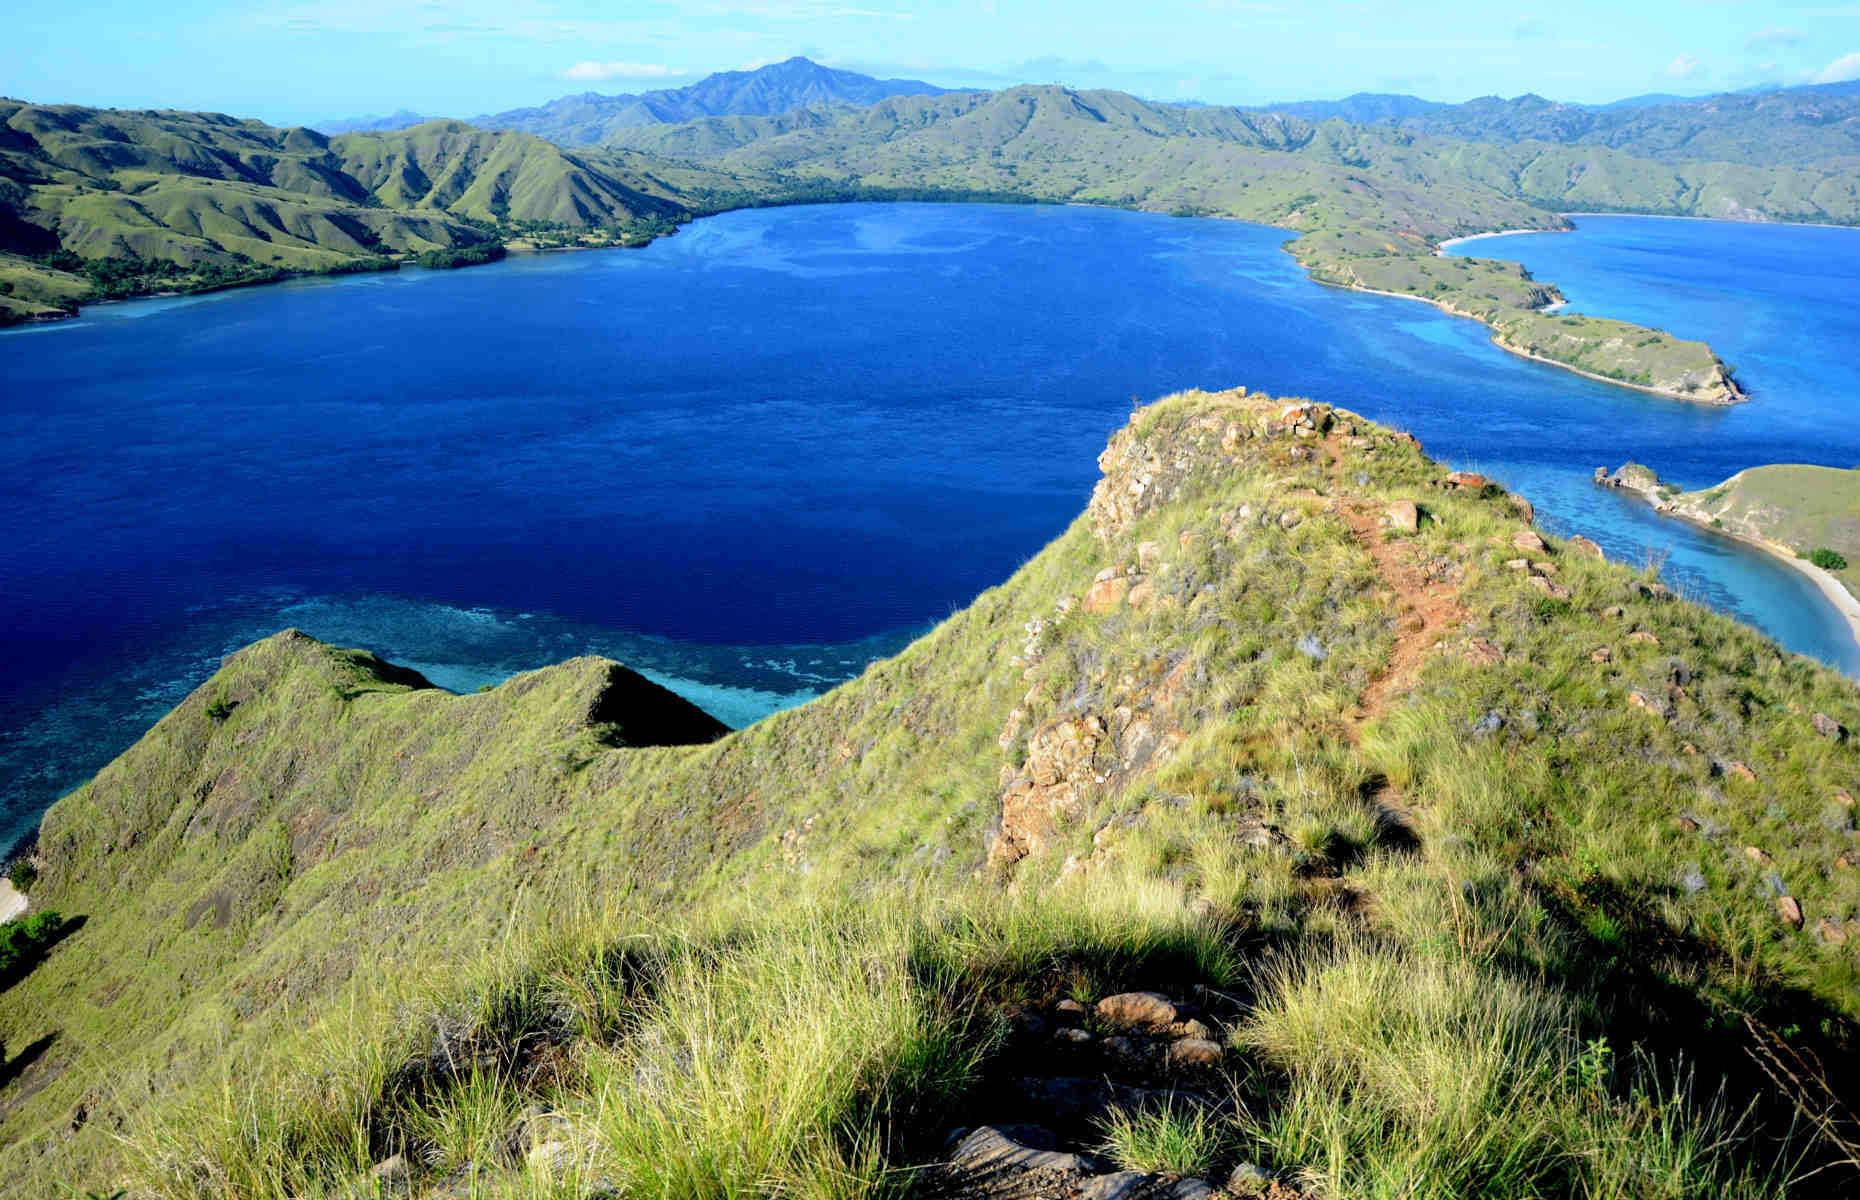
[5,388,1860,1197]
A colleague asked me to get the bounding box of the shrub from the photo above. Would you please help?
[0,911,64,984]
[1805,547,1848,572]
[7,860,34,893]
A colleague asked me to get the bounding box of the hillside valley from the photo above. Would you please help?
[6,388,1860,1196]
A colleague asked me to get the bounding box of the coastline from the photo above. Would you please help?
[1560,210,1860,232]
[0,879,26,922]
[1313,276,1744,406]
[1622,494,1860,657]
[1436,227,1561,253]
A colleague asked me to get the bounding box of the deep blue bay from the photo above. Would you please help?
[4,202,1858,851]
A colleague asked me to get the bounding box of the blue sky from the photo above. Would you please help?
[6,1,1860,125]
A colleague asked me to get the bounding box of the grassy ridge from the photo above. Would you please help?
[1394,87,1860,168]
[6,388,1860,1195]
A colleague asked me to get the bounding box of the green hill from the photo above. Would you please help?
[1396,88,1860,168]
[7,388,1860,1197]
[459,56,967,147]
[0,104,773,324]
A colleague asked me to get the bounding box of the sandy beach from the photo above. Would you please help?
[1682,522,1860,653]
[0,880,26,922]
[1436,228,1557,253]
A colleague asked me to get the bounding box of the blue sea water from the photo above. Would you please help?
[2,202,1857,851]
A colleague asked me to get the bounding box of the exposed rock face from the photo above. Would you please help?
[1598,462,1664,500]
[993,717,1104,868]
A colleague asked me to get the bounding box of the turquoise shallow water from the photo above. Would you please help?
[2,203,1856,851]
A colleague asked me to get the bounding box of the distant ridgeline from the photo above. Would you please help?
[6,72,1860,401]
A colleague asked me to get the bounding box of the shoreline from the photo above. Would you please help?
[1560,210,1860,232]
[1611,487,1860,657]
[1313,276,1743,406]
[0,880,26,922]
[1436,227,1562,253]
[1490,334,1747,405]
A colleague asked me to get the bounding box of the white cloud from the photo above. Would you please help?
[1813,51,1860,84]
[1662,53,1702,79]
[560,61,687,81]
[1747,25,1803,48]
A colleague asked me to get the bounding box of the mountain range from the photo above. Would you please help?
[316,56,1860,160]
[318,56,964,143]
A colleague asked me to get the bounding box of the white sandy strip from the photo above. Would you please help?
[0,881,26,923]
[1436,228,1556,253]
[1719,531,1860,653]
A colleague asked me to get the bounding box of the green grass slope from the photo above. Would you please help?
[6,388,1860,1197]
[1398,88,1860,169]
[0,104,775,321]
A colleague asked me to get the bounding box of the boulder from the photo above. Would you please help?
[1085,577,1130,614]
[1095,991,1178,1033]
[1167,1037,1225,1069]
[1137,540,1163,569]
[1569,535,1605,560]
[1744,846,1773,866]
[1512,530,1548,555]
[1386,500,1420,534]
[1813,713,1848,742]
[1818,917,1849,945]
[1726,761,1758,784]
[1445,470,1491,492]
[1082,1175,1216,1200]
[1168,1018,1215,1040]
[1777,896,1804,930]
[1508,493,1536,524]
[946,1125,1100,1176]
